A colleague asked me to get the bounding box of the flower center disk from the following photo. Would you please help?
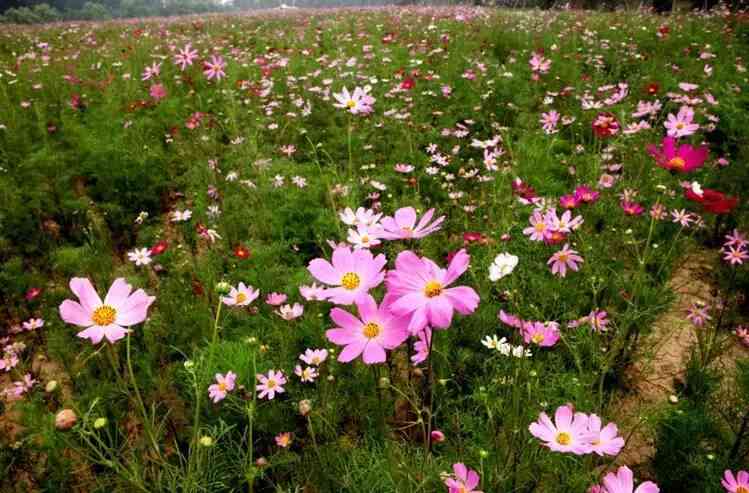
[556,432,571,446]
[341,272,361,290]
[92,305,117,326]
[362,322,381,339]
[424,280,443,298]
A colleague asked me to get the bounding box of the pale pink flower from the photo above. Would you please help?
[294,365,318,383]
[203,55,226,81]
[548,244,584,277]
[444,463,483,493]
[59,278,155,344]
[601,466,659,493]
[529,404,593,455]
[208,371,236,403]
[222,282,259,307]
[174,44,198,71]
[664,106,699,138]
[277,303,304,320]
[587,415,625,456]
[378,207,445,240]
[256,370,286,400]
[307,246,386,305]
[265,292,288,306]
[299,348,328,366]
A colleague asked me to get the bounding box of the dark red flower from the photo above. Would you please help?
[25,287,42,301]
[511,178,536,200]
[234,244,251,260]
[685,188,738,214]
[592,112,620,138]
[400,78,415,90]
[150,240,168,256]
[645,82,659,95]
[463,232,487,245]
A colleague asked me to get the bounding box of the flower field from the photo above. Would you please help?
[1,5,748,492]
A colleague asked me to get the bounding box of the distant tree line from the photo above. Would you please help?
[0,0,746,23]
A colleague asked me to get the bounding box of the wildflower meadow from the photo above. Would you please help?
[0,4,748,492]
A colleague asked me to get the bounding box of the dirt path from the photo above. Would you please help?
[612,250,748,469]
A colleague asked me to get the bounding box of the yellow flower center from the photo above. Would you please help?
[737,487,748,493]
[236,292,247,303]
[535,222,546,232]
[341,272,361,290]
[676,122,684,129]
[266,379,277,389]
[557,253,569,263]
[361,235,369,243]
[346,99,356,108]
[556,432,572,446]
[362,322,381,339]
[92,305,116,326]
[424,280,443,298]
[667,157,686,169]
[532,333,545,344]
[218,382,227,392]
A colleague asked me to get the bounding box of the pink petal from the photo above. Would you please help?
[326,328,359,345]
[338,340,366,362]
[59,300,92,327]
[393,207,417,229]
[361,342,386,364]
[104,278,133,308]
[77,325,106,344]
[427,297,454,328]
[330,307,363,331]
[115,290,154,326]
[308,259,340,285]
[444,286,479,315]
[70,277,102,313]
[443,249,470,285]
[103,324,129,343]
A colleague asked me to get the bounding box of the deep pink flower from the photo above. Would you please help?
[59,278,155,344]
[722,470,749,493]
[149,83,167,101]
[601,466,659,493]
[522,321,560,347]
[621,201,645,216]
[647,137,708,173]
[326,295,408,364]
[307,246,386,305]
[378,207,445,240]
[444,463,483,493]
[386,249,480,334]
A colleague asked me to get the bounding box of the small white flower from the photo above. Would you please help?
[171,209,192,222]
[489,253,519,281]
[127,248,152,266]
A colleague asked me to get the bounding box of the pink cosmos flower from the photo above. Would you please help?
[256,370,286,400]
[222,282,259,307]
[529,404,593,455]
[664,106,699,138]
[275,432,292,448]
[208,371,236,403]
[411,327,432,365]
[523,211,551,242]
[522,321,560,347]
[299,348,328,366]
[444,463,483,493]
[722,470,749,493]
[548,244,583,277]
[149,83,167,101]
[277,303,304,320]
[22,318,44,332]
[621,201,645,216]
[203,55,226,81]
[299,282,327,301]
[326,295,408,364]
[647,137,708,173]
[294,365,318,383]
[141,62,161,81]
[574,185,600,204]
[307,246,386,305]
[265,292,287,305]
[587,414,625,456]
[59,278,155,344]
[386,249,480,334]
[378,207,445,240]
[723,246,749,266]
[601,466,659,493]
[560,194,580,209]
[174,43,198,71]
[333,86,375,114]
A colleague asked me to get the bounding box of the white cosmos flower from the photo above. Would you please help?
[127,248,152,266]
[489,253,519,281]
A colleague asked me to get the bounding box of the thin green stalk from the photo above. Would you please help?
[126,332,160,457]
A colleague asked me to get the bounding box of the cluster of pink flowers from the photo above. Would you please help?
[1,373,35,402]
[499,310,560,348]
[308,245,479,365]
[722,229,748,266]
[338,206,445,250]
[529,404,625,457]
[0,341,24,372]
[523,208,583,244]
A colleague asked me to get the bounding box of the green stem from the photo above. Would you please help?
[126,332,160,457]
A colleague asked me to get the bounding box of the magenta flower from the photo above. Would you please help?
[174,43,198,71]
[256,370,286,400]
[326,295,408,364]
[59,278,155,344]
[601,466,659,493]
[208,371,236,403]
[722,470,749,493]
[378,207,445,240]
[587,415,625,456]
[647,136,708,173]
[574,185,600,204]
[386,249,480,334]
[203,55,226,81]
[529,404,593,455]
[548,244,583,277]
[522,321,560,347]
[307,246,386,305]
[621,201,645,216]
[411,327,432,365]
[149,83,167,101]
[444,463,483,493]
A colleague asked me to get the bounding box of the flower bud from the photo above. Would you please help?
[378,377,390,389]
[55,409,77,430]
[215,281,231,295]
[199,436,214,447]
[298,399,312,417]
[94,417,108,429]
[45,380,58,393]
